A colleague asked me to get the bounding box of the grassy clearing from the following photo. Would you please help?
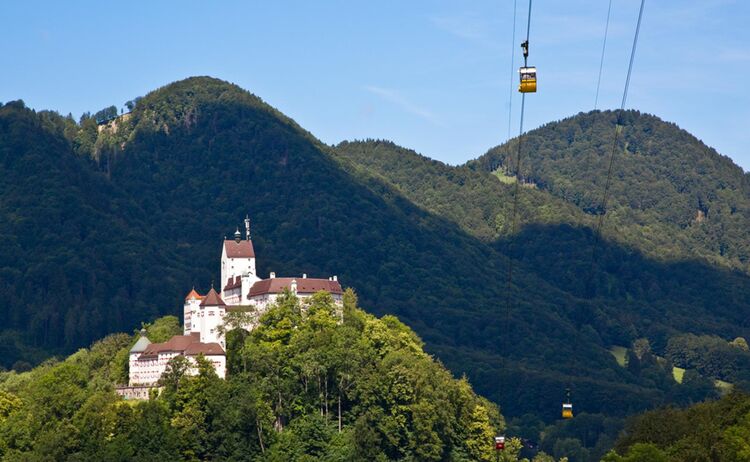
[492,169,517,184]
[715,379,733,395]
[608,346,734,391]
[672,366,685,384]
[610,346,628,367]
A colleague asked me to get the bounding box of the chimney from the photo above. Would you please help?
[302,273,307,279]
[269,272,276,279]
[333,275,338,282]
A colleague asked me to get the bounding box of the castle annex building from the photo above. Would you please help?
[117,218,343,399]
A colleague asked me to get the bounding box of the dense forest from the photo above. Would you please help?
[602,391,750,461]
[1,77,749,460]
[0,290,521,461]
[467,110,750,273]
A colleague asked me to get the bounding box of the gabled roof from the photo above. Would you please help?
[130,335,152,353]
[185,288,204,301]
[200,287,226,307]
[224,240,255,258]
[248,277,343,297]
[184,342,225,356]
[139,332,225,357]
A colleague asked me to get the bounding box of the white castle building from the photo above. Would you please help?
[118,217,343,399]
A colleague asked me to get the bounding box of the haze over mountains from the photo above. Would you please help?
[1,75,749,435]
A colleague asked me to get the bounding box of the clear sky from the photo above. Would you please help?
[2,1,749,170]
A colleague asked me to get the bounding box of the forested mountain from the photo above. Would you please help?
[1,77,750,460]
[468,110,750,272]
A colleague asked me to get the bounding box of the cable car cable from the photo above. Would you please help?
[566,0,646,420]
[594,0,613,110]
[507,0,518,140]
[501,0,533,433]
[593,0,646,248]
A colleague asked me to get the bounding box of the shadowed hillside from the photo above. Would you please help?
[1,80,749,456]
[469,110,750,273]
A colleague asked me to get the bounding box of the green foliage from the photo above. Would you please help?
[144,316,183,343]
[610,392,750,461]
[666,333,750,382]
[3,78,750,460]
[0,296,501,460]
[332,130,750,419]
[334,139,587,241]
[469,110,750,273]
[93,105,119,124]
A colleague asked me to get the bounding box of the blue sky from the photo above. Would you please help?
[1,1,749,170]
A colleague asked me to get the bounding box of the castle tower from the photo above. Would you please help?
[200,287,227,347]
[128,329,151,386]
[220,216,260,302]
[183,288,203,334]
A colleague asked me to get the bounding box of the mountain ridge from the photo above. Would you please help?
[2,78,749,448]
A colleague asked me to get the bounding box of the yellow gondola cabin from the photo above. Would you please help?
[519,66,537,93]
[562,403,573,419]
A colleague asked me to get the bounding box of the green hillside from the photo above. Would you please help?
[333,139,589,241]
[603,392,750,461]
[0,292,509,461]
[468,110,750,273]
[2,77,750,460]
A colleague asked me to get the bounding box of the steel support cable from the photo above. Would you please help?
[594,0,614,110]
[507,0,518,140]
[593,0,646,246]
[566,0,646,418]
[572,0,646,409]
[502,0,532,415]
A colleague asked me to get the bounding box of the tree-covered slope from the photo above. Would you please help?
[333,139,589,241]
[1,78,749,456]
[0,292,509,461]
[603,392,750,461]
[469,110,750,272]
[0,101,194,362]
[332,136,750,373]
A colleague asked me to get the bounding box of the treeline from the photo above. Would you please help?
[0,290,518,461]
[603,392,750,461]
[666,334,750,384]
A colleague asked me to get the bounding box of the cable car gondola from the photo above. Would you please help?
[519,67,537,93]
[562,388,573,419]
[518,40,537,93]
[495,435,506,451]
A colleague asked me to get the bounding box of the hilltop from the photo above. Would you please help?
[0,291,508,461]
[468,110,750,272]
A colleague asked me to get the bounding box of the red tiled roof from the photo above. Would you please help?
[185,288,204,301]
[140,333,198,356]
[223,276,242,291]
[201,287,226,306]
[184,342,225,355]
[224,240,255,258]
[140,332,225,357]
[248,277,343,297]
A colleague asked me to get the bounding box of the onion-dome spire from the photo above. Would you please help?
[234,227,242,243]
